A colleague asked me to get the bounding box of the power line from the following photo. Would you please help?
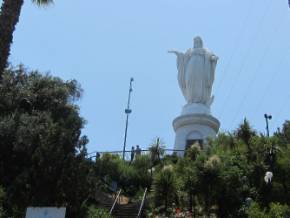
[252,49,290,119]
[215,1,254,92]
[273,95,290,129]
[229,12,287,127]
[219,0,272,121]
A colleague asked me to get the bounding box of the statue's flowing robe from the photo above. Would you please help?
[176,48,217,106]
[175,52,187,98]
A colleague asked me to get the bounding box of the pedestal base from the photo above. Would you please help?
[173,113,220,156]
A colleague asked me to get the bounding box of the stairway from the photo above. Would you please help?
[93,187,147,217]
[93,189,115,211]
[112,202,142,218]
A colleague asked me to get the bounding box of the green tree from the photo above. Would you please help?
[246,202,268,218]
[216,152,251,217]
[246,202,290,218]
[132,155,152,189]
[0,0,53,80]
[198,154,222,216]
[153,166,179,213]
[272,145,290,203]
[234,119,256,153]
[0,67,93,217]
[277,120,290,145]
[185,143,201,161]
[177,158,198,214]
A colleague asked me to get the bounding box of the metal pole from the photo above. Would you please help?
[264,114,272,137]
[122,78,134,160]
[264,113,274,172]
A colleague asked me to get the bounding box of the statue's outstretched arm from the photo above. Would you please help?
[168,50,183,56]
[168,50,184,70]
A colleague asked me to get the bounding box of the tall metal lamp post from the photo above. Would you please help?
[122,78,134,160]
[264,113,275,183]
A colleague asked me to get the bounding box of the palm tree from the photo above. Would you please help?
[149,138,165,166]
[0,0,52,80]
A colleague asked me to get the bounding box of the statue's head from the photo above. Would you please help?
[193,36,203,48]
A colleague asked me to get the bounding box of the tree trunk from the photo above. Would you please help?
[0,0,24,81]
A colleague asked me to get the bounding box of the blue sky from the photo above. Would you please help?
[7,0,290,152]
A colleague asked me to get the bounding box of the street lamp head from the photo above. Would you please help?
[130,77,134,82]
[245,197,253,207]
[264,171,273,184]
[269,115,272,120]
[125,109,132,114]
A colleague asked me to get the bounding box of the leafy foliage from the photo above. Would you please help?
[95,153,151,197]
[0,67,94,217]
[153,166,179,213]
[86,206,112,218]
[246,202,290,218]
[1,67,290,218]
[148,138,166,166]
[145,119,290,217]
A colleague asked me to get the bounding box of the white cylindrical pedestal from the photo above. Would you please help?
[173,113,220,156]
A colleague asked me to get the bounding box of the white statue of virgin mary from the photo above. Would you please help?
[169,37,218,107]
